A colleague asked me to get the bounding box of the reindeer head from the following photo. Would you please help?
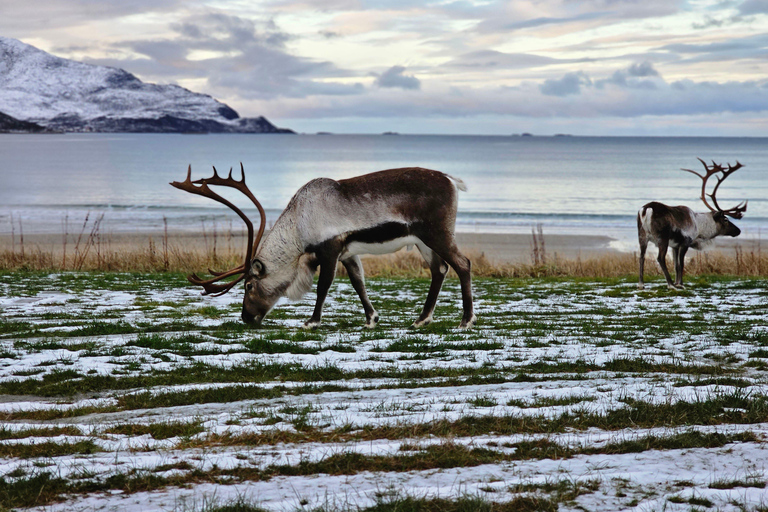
[171,164,272,325]
[241,257,286,325]
[682,158,747,237]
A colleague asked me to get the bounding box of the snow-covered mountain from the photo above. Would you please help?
[0,37,293,133]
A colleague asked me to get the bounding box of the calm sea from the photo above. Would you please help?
[1,133,766,251]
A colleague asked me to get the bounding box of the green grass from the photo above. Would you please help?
[104,420,204,440]
[3,272,768,510]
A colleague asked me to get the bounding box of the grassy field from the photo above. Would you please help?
[1,270,768,511]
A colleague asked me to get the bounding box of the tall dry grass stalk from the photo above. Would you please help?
[530,223,546,266]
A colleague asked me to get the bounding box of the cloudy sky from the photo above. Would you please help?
[2,0,768,135]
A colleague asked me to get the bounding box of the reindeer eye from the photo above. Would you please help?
[246,282,253,291]
[251,258,265,275]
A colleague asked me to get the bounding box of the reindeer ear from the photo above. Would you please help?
[251,258,266,277]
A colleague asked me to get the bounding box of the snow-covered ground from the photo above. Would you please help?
[1,273,767,511]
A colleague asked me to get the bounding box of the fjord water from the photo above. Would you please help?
[0,133,766,250]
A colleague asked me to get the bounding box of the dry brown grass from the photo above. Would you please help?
[1,229,767,278]
[359,248,768,278]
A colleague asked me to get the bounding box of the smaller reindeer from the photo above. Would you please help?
[638,158,747,290]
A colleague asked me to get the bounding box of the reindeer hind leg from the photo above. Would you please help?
[419,234,475,329]
[676,246,689,289]
[638,215,648,290]
[412,244,448,327]
[656,238,675,290]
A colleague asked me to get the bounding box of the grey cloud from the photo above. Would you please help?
[692,15,744,29]
[502,11,608,30]
[540,71,591,96]
[560,0,685,18]
[129,40,190,68]
[594,62,660,89]
[739,0,768,14]
[472,0,684,36]
[108,12,359,100]
[374,66,421,90]
[628,61,659,77]
[658,34,768,65]
[0,0,182,32]
[168,13,289,51]
[270,75,768,122]
[443,50,588,70]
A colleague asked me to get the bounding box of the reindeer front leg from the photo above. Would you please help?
[304,251,340,329]
[342,256,378,328]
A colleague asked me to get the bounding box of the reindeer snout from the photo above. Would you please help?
[241,310,262,326]
[730,225,741,237]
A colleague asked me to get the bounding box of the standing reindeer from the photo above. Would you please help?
[172,165,476,329]
[638,158,747,290]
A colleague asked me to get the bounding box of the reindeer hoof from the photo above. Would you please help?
[666,284,677,291]
[412,315,433,328]
[675,284,686,290]
[458,314,477,330]
[302,320,321,330]
[365,313,379,329]
[637,283,645,290]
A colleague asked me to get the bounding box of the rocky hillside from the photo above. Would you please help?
[0,111,45,132]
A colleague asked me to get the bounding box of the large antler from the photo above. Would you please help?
[681,158,748,219]
[170,164,267,296]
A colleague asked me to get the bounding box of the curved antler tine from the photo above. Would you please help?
[681,167,703,179]
[170,164,195,188]
[188,266,247,283]
[239,162,267,255]
[188,273,245,296]
[206,265,245,277]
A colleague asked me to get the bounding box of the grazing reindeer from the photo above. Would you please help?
[638,158,747,290]
[171,165,476,329]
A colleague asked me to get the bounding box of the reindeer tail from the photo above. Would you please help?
[445,174,468,192]
[638,204,653,233]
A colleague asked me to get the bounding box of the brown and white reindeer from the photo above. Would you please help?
[637,158,747,290]
[171,165,476,329]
